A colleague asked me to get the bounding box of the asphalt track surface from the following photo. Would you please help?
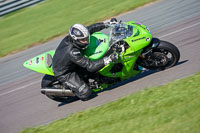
[0,0,200,132]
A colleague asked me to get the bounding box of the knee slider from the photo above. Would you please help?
[78,84,92,100]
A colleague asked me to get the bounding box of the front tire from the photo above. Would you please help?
[139,41,180,70]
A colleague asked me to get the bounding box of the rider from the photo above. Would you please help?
[52,18,118,101]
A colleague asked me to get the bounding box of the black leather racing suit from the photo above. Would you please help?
[52,23,106,100]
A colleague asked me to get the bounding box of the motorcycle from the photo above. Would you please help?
[23,20,180,102]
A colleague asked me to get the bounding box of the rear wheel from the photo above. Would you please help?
[41,75,70,102]
[139,41,180,70]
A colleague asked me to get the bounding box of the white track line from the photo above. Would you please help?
[159,22,200,38]
[0,80,40,97]
[1,22,200,97]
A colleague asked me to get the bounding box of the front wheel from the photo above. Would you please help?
[139,41,180,70]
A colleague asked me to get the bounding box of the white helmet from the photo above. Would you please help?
[69,24,89,49]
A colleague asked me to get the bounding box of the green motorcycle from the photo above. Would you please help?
[24,21,180,102]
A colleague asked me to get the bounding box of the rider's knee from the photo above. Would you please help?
[78,84,92,101]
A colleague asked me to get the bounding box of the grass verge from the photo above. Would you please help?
[0,0,156,57]
[21,73,200,133]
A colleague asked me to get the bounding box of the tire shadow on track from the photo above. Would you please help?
[58,60,188,106]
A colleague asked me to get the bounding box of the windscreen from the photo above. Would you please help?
[109,23,138,45]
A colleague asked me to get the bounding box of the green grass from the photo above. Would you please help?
[21,73,200,133]
[0,0,156,57]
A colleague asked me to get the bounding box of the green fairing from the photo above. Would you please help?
[24,21,153,88]
[84,32,109,60]
[98,21,152,80]
[125,21,152,52]
[23,50,55,76]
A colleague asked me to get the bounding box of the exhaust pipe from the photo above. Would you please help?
[41,88,75,97]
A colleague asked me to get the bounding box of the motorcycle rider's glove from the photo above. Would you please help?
[104,18,118,28]
[103,52,118,65]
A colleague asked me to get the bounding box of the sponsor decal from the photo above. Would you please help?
[146,37,151,41]
[41,56,44,61]
[96,40,99,46]
[28,60,32,65]
[36,57,40,64]
[96,39,104,46]
[132,37,146,42]
[146,27,150,32]
[124,55,136,59]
